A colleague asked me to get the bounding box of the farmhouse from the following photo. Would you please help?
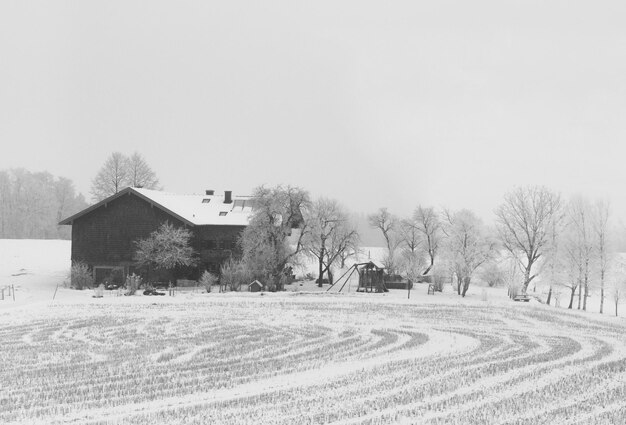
[59,187,254,284]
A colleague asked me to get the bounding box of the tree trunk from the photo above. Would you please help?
[577,283,582,310]
[616,299,619,317]
[328,269,334,285]
[456,275,462,295]
[583,281,588,311]
[546,286,552,306]
[600,271,605,314]
[568,285,576,309]
[461,276,471,297]
[422,256,434,276]
[318,247,325,287]
[522,266,532,294]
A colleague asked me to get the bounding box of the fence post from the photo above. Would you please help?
[12,285,15,301]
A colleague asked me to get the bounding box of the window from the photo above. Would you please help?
[219,211,228,216]
[202,199,211,204]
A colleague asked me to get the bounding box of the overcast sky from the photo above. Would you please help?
[1,1,625,223]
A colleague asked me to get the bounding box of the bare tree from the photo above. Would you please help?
[612,282,623,317]
[443,209,496,297]
[368,208,400,273]
[126,152,160,189]
[338,232,360,268]
[241,185,310,291]
[323,218,359,284]
[414,206,442,275]
[566,196,593,311]
[91,152,129,202]
[495,186,561,295]
[543,211,566,306]
[610,259,626,317]
[397,217,426,281]
[593,200,611,314]
[305,198,358,286]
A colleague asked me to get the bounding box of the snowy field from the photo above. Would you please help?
[2,240,626,424]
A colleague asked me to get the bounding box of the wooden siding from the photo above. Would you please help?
[193,225,245,273]
[71,192,187,267]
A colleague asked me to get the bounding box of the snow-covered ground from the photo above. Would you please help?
[2,239,626,424]
[0,239,70,308]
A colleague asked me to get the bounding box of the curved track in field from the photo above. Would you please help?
[1,296,626,424]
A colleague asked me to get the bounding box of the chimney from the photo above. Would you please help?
[224,190,232,204]
[205,190,214,196]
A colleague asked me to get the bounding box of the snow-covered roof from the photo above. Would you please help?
[59,187,254,227]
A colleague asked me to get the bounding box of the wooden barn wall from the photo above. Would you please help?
[193,225,246,273]
[71,192,187,267]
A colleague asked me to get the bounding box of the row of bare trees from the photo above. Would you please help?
[539,197,617,314]
[0,169,87,239]
[366,186,626,313]
[367,206,494,297]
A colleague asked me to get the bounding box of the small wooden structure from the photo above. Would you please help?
[357,262,387,293]
[326,262,388,293]
[248,280,263,293]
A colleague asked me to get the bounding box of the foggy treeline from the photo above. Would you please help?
[0,169,87,239]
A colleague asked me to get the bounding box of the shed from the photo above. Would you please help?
[248,280,263,292]
[357,262,388,293]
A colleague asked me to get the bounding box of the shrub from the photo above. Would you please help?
[199,271,218,293]
[220,259,250,292]
[480,263,506,287]
[70,261,94,290]
[125,273,142,296]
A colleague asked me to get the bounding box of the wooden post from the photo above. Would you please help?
[407,279,411,299]
[53,283,59,301]
[12,285,15,301]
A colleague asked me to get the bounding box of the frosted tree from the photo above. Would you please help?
[414,206,443,275]
[241,185,310,291]
[126,152,160,189]
[443,209,496,297]
[397,217,426,281]
[566,196,593,311]
[134,222,196,281]
[543,211,566,306]
[0,169,86,239]
[91,152,129,202]
[593,200,611,314]
[368,208,400,274]
[495,186,561,295]
[305,198,359,286]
